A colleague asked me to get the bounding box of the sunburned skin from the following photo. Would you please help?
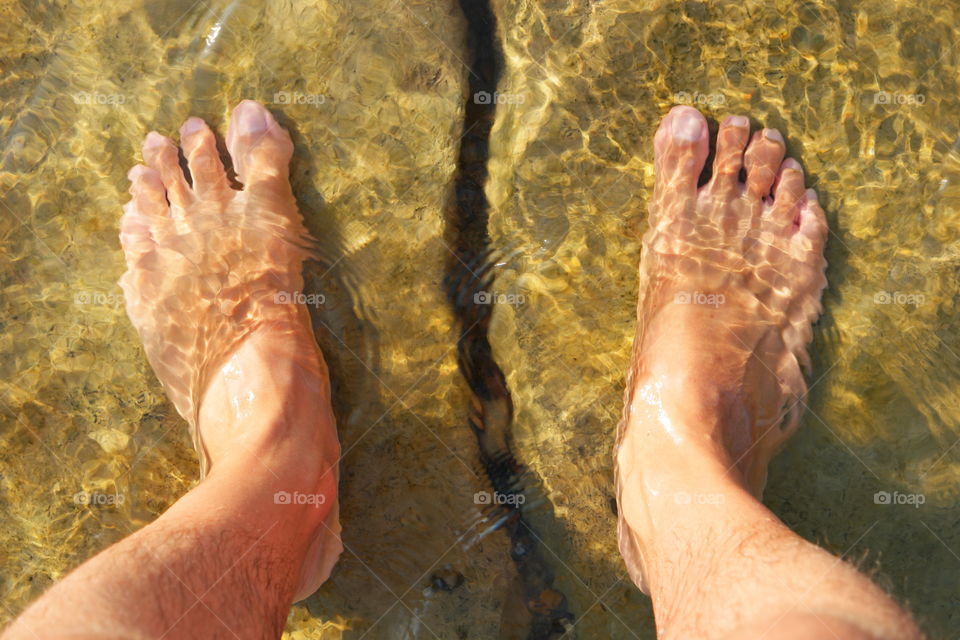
[615,105,828,593]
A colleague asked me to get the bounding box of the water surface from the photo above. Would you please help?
[1,0,958,638]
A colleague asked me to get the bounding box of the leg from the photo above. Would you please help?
[623,446,919,639]
[3,101,342,640]
[614,106,922,639]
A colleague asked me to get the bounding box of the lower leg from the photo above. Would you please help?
[5,458,321,638]
[619,428,919,639]
[616,106,922,640]
[4,328,340,640]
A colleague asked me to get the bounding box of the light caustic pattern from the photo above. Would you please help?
[613,106,827,592]
[120,102,314,475]
[486,0,960,637]
[1,0,960,638]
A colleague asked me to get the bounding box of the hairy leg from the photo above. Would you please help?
[615,106,922,640]
[4,102,342,640]
[4,329,338,640]
[623,436,920,639]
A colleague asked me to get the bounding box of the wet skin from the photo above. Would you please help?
[120,100,343,600]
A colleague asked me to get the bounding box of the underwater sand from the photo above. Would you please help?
[1,0,958,637]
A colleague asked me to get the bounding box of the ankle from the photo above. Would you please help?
[616,386,755,565]
[627,373,730,451]
[618,415,748,508]
[197,324,338,473]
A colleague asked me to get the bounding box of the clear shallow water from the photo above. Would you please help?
[1,0,958,638]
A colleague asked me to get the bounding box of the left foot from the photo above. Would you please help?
[119,100,342,600]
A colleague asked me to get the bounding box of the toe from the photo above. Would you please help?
[795,189,828,255]
[120,166,165,265]
[769,158,806,227]
[709,115,750,195]
[142,132,194,211]
[652,106,709,211]
[126,164,168,215]
[226,100,294,192]
[119,208,156,266]
[180,117,231,199]
[743,128,786,201]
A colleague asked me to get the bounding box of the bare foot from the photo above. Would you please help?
[614,105,828,591]
[119,100,342,600]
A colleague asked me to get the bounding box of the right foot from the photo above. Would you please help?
[614,105,828,590]
[119,100,342,601]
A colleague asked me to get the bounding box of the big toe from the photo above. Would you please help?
[652,106,709,213]
[226,100,294,192]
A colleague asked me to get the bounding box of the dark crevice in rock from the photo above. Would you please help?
[444,1,574,637]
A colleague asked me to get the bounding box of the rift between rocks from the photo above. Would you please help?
[444,1,574,637]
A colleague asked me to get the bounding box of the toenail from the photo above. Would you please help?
[725,115,749,129]
[144,132,166,148]
[782,158,802,172]
[181,118,205,136]
[763,128,784,144]
[804,188,818,202]
[671,111,703,141]
[238,105,268,135]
